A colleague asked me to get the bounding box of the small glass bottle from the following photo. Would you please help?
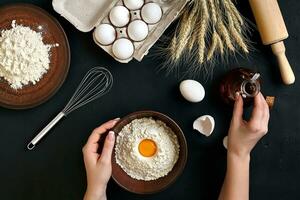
[220,68,261,106]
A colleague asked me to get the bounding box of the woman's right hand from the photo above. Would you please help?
[82,119,119,200]
[227,92,270,158]
[218,92,270,200]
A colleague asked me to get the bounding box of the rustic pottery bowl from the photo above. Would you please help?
[0,3,70,109]
[112,110,188,194]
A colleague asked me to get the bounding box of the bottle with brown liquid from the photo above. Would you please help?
[220,68,261,106]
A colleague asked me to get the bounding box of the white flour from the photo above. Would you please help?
[115,118,180,181]
[0,20,54,89]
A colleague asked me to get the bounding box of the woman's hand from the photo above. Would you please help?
[83,119,119,200]
[227,92,270,158]
[219,93,270,200]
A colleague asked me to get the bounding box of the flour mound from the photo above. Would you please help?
[0,20,52,89]
[115,118,180,181]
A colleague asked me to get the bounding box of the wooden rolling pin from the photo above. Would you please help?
[249,0,295,85]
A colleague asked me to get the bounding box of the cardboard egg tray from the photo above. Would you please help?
[52,0,189,63]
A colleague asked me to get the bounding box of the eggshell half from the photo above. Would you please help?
[193,115,215,137]
[223,136,228,149]
[179,80,205,103]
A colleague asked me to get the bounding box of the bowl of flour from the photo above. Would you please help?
[112,111,188,194]
[0,4,70,109]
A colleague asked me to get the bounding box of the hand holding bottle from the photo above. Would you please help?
[227,92,270,158]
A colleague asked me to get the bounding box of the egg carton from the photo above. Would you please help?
[52,0,189,63]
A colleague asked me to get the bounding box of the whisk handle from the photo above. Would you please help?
[27,112,65,150]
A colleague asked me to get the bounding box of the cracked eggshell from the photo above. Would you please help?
[141,2,162,24]
[179,80,205,103]
[223,136,228,149]
[109,6,130,27]
[193,115,215,137]
[124,0,144,10]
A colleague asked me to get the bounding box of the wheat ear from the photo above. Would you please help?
[170,34,178,61]
[230,27,249,53]
[173,11,191,60]
[174,6,199,61]
[207,32,218,60]
[208,0,217,24]
[188,30,197,51]
[224,0,243,34]
[217,20,235,51]
[226,0,244,25]
[223,0,249,53]
[207,0,224,59]
[224,0,242,32]
[216,32,224,55]
[197,0,209,64]
[187,6,199,51]
[215,0,235,51]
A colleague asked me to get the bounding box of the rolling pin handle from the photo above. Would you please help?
[271,41,295,85]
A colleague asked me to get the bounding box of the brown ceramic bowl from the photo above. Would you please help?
[0,3,70,109]
[112,111,188,194]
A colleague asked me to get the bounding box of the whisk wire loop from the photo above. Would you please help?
[62,67,113,115]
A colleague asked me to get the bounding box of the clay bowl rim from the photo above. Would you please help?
[111,110,188,194]
[0,3,71,110]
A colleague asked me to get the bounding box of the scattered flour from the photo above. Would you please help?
[0,20,55,89]
[115,118,180,181]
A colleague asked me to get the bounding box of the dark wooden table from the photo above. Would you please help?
[0,0,299,199]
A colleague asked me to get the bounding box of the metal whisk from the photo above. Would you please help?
[27,67,113,150]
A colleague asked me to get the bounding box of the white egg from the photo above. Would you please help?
[109,6,130,27]
[112,38,134,60]
[179,80,205,103]
[127,20,148,41]
[124,0,144,10]
[94,24,116,45]
[193,115,215,137]
[141,3,162,24]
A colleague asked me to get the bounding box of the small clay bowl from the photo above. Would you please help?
[112,110,188,194]
[0,3,70,109]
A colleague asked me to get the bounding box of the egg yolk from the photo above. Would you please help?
[138,139,157,157]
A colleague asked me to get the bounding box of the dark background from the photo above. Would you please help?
[0,0,299,199]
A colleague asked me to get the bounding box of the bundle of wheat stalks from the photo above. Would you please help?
[168,0,249,69]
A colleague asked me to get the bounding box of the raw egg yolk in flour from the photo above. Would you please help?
[138,139,157,157]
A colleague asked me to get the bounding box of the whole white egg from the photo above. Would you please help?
[127,20,148,41]
[112,38,134,60]
[141,3,162,24]
[123,0,144,10]
[94,24,116,45]
[179,80,205,103]
[109,6,130,27]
